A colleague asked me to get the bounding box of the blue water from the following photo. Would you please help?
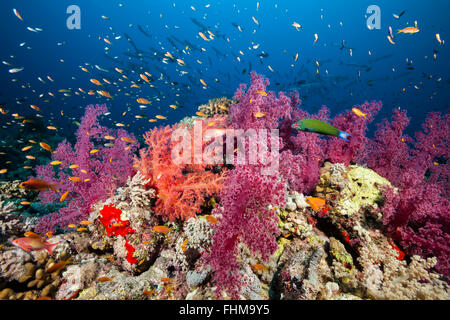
[0,0,448,143]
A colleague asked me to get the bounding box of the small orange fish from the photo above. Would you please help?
[30,105,40,111]
[50,161,62,166]
[69,176,82,182]
[104,135,116,140]
[181,238,189,251]
[255,90,267,96]
[45,259,71,273]
[97,90,112,99]
[253,112,266,118]
[152,226,173,234]
[155,115,167,120]
[161,277,172,284]
[0,169,7,174]
[25,155,36,160]
[21,146,33,151]
[251,264,267,271]
[19,179,61,192]
[90,149,99,154]
[352,108,367,117]
[196,111,207,117]
[397,27,419,34]
[121,137,135,143]
[67,224,77,228]
[305,197,326,211]
[77,227,87,232]
[90,79,102,86]
[205,215,218,224]
[47,126,58,130]
[137,98,151,104]
[20,201,31,205]
[40,142,52,152]
[97,276,113,282]
[143,289,155,296]
[24,232,43,239]
[80,220,93,225]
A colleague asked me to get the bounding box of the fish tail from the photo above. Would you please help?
[338,131,352,142]
[45,242,61,255]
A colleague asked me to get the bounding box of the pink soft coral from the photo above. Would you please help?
[33,104,138,234]
[135,117,226,221]
[367,109,450,276]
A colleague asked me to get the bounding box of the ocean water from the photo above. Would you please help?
[0,0,448,302]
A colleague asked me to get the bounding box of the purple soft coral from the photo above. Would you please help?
[367,109,450,276]
[33,104,138,234]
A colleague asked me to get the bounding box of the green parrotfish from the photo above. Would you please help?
[292,119,352,142]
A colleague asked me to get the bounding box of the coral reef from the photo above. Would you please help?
[1,74,448,301]
[32,104,138,234]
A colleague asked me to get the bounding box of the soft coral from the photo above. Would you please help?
[135,119,226,221]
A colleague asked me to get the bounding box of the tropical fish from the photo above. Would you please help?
[59,191,69,202]
[305,197,326,211]
[397,27,419,34]
[97,276,113,282]
[292,119,352,142]
[352,108,367,117]
[24,231,43,239]
[205,215,218,224]
[12,237,60,255]
[251,264,267,271]
[40,142,52,152]
[0,169,7,174]
[69,176,82,182]
[19,179,61,192]
[152,226,173,234]
[120,137,135,143]
[253,112,266,118]
[13,8,23,21]
[137,98,151,104]
[45,259,72,273]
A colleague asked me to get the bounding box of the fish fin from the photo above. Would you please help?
[339,131,352,142]
[50,182,62,193]
[45,241,61,256]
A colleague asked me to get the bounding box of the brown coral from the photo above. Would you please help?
[197,97,236,117]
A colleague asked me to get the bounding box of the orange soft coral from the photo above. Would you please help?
[136,117,227,221]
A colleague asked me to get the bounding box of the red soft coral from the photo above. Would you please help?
[136,118,226,221]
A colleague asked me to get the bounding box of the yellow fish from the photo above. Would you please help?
[50,161,62,166]
[352,108,367,117]
[60,191,69,202]
[253,112,266,118]
[69,176,82,182]
[155,115,167,120]
[90,149,99,154]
